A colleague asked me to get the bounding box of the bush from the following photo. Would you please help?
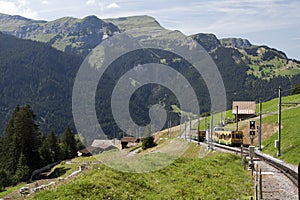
[291,84,300,95]
[0,169,11,191]
[141,136,156,150]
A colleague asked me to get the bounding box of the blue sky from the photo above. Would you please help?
[0,0,299,60]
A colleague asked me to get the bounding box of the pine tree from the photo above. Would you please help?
[38,133,52,165]
[14,105,39,169]
[14,153,30,182]
[1,105,39,177]
[1,105,20,174]
[0,169,11,191]
[47,129,59,162]
[61,126,77,159]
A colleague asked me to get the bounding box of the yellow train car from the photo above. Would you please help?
[212,130,243,146]
[191,130,206,142]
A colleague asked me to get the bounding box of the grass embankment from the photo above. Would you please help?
[30,151,253,200]
[244,94,300,165]
[0,183,27,199]
[261,105,300,165]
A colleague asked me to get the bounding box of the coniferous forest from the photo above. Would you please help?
[0,105,82,190]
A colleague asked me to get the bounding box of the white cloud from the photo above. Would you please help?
[18,0,29,7]
[0,1,19,14]
[86,0,95,6]
[41,0,49,5]
[106,2,119,9]
[0,0,38,19]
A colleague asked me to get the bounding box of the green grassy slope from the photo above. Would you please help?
[30,152,253,200]
[253,93,300,165]
[261,104,300,165]
[104,15,161,31]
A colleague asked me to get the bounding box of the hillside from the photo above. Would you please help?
[0,13,300,139]
[0,32,83,134]
[26,145,253,199]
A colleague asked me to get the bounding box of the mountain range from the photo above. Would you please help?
[0,13,299,137]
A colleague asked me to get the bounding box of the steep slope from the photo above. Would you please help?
[192,33,300,102]
[0,32,83,134]
[0,13,46,31]
[0,14,120,56]
[194,34,300,80]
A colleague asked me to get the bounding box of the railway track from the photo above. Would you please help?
[210,142,298,187]
[209,142,299,199]
[254,150,298,187]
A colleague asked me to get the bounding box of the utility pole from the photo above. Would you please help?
[235,106,239,131]
[168,117,171,138]
[189,119,192,142]
[204,114,207,130]
[220,111,223,127]
[184,117,187,140]
[179,122,181,137]
[258,99,262,150]
[210,112,214,150]
[277,87,281,157]
[197,117,200,144]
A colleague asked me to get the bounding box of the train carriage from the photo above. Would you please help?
[191,130,206,142]
[212,130,243,146]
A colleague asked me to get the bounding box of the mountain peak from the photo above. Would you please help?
[104,15,161,31]
[191,33,221,52]
[220,38,252,49]
[83,15,102,21]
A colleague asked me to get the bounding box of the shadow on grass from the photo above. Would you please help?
[47,167,71,179]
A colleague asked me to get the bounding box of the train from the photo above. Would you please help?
[191,130,206,142]
[212,130,243,146]
[192,129,243,146]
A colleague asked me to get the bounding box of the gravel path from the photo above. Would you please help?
[253,160,298,200]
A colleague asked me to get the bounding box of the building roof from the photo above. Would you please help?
[121,137,139,143]
[91,139,115,149]
[232,101,256,115]
[78,146,99,154]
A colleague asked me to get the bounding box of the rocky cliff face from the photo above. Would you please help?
[220,38,252,49]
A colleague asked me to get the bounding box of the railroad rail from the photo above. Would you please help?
[211,142,298,187]
[255,150,298,187]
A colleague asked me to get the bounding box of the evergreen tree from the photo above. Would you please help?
[291,83,300,95]
[38,133,52,165]
[75,134,85,151]
[61,126,77,159]
[0,169,11,191]
[47,129,59,162]
[14,105,39,169]
[1,105,39,177]
[1,105,20,174]
[14,153,30,182]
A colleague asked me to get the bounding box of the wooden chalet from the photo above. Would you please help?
[77,139,119,157]
[232,101,256,121]
[121,137,140,149]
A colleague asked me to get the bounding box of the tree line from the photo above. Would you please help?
[0,105,83,191]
